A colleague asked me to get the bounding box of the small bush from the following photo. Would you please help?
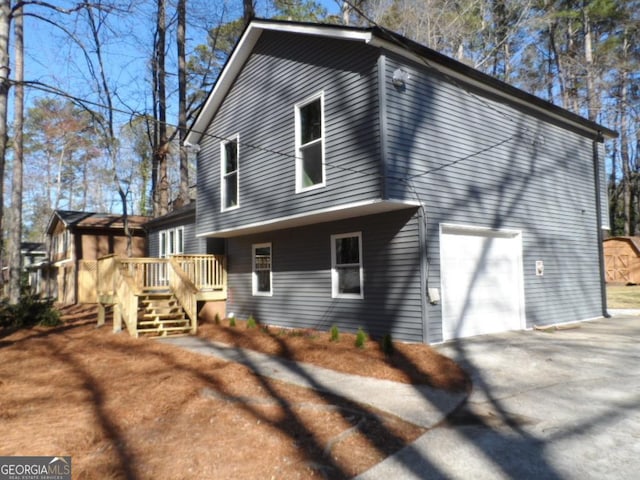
[0,294,61,330]
[228,317,236,327]
[381,333,394,355]
[355,328,367,349]
[213,312,221,325]
[330,325,340,342]
[246,315,257,329]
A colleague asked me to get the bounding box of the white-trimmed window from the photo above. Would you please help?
[295,92,325,192]
[159,227,184,258]
[252,243,272,296]
[331,232,363,298]
[221,135,239,210]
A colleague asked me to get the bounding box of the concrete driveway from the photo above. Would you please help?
[357,315,640,480]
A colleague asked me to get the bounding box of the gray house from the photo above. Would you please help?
[185,19,616,343]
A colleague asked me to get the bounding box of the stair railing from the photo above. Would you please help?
[168,257,199,334]
[96,254,139,336]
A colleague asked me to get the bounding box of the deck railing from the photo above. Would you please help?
[172,254,226,291]
[97,254,225,336]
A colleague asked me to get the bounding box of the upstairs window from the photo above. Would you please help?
[295,93,325,192]
[221,136,239,210]
[331,232,363,298]
[253,243,272,296]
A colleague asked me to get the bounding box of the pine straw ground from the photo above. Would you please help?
[0,306,469,480]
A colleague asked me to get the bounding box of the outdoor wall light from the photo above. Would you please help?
[392,68,410,89]
[184,141,201,153]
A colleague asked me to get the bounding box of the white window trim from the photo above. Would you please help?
[295,91,325,193]
[331,232,364,299]
[252,242,273,296]
[159,226,185,258]
[220,134,240,211]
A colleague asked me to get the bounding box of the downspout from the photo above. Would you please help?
[377,54,388,200]
[418,206,430,343]
[593,134,610,318]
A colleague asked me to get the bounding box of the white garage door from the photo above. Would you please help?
[440,225,524,340]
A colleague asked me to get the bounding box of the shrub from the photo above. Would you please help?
[228,316,236,327]
[330,324,340,342]
[0,294,61,329]
[246,315,257,329]
[381,333,394,355]
[355,328,367,349]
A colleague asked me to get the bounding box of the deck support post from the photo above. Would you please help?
[97,303,106,327]
[113,303,122,333]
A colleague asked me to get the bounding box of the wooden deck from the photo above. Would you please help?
[96,254,226,337]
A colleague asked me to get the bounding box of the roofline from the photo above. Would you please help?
[366,26,617,140]
[46,210,149,234]
[144,203,196,229]
[185,20,375,146]
[184,19,616,147]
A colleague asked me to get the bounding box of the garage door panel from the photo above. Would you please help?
[441,227,524,340]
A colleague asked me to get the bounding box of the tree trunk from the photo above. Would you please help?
[243,0,254,26]
[8,3,22,303]
[153,0,169,217]
[0,0,11,262]
[619,35,631,235]
[582,2,596,121]
[177,0,188,206]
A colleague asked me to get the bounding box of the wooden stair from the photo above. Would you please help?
[137,290,192,337]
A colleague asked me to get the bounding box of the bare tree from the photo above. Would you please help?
[0,0,11,261]
[8,1,22,303]
[177,0,189,207]
[152,0,169,217]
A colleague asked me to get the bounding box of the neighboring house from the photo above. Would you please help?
[603,237,640,284]
[46,210,150,304]
[21,242,48,295]
[184,20,616,343]
[0,243,48,297]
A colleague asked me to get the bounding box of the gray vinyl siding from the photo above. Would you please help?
[147,221,204,257]
[382,54,604,342]
[225,209,424,342]
[196,31,382,236]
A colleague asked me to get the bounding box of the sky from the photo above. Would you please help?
[13,0,344,216]
[21,0,344,125]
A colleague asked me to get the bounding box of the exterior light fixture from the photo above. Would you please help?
[392,68,410,89]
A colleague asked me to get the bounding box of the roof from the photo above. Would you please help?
[604,236,640,255]
[144,202,196,229]
[47,210,151,234]
[20,242,46,253]
[185,19,617,147]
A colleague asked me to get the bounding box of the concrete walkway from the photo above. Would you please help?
[161,335,467,429]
